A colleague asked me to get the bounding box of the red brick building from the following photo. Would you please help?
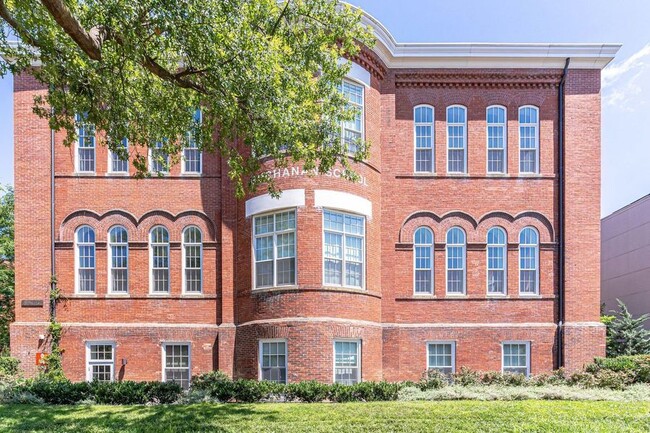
[10,11,619,386]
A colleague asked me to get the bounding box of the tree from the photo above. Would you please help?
[0,185,14,352]
[0,0,373,196]
[605,299,650,357]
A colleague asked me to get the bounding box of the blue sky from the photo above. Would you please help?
[1,0,649,216]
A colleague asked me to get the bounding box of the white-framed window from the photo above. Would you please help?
[259,339,287,384]
[109,138,129,173]
[427,341,455,374]
[519,227,539,295]
[414,105,434,173]
[150,226,170,293]
[75,113,95,173]
[183,109,202,174]
[414,227,434,294]
[75,226,96,293]
[182,226,202,293]
[253,210,296,289]
[341,79,364,154]
[487,227,507,295]
[323,210,365,289]
[334,340,361,385]
[108,226,128,293]
[446,227,466,295]
[519,106,539,174]
[162,343,191,389]
[502,341,530,376]
[86,342,115,382]
[150,140,170,174]
[487,105,506,174]
[447,105,467,174]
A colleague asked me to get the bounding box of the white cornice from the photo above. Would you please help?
[353,5,620,70]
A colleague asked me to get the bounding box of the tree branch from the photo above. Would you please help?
[270,0,291,36]
[0,0,43,48]
[142,55,208,94]
[39,0,102,60]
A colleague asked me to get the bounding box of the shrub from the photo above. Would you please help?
[191,370,231,391]
[145,381,183,404]
[453,367,481,386]
[23,379,91,405]
[286,380,330,402]
[353,381,402,402]
[530,368,567,386]
[327,383,356,403]
[419,369,449,390]
[480,371,528,387]
[0,356,20,379]
[589,355,650,383]
[90,381,148,405]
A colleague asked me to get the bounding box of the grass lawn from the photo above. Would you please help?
[1,401,650,433]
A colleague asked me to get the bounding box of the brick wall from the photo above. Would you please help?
[11,56,604,381]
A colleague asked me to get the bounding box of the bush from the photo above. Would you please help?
[568,370,634,391]
[23,379,91,405]
[327,383,356,403]
[352,381,402,401]
[286,380,330,402]
[145,381,183,404]
[480,371,527,386]
[529,369,567,386]
[589,355,650,383]
[419,369,449,390]
[0,356,20,379]
[191,370,231,391]
[453,367,481,386]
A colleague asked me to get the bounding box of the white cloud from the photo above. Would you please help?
[602,44,650,110]
[602,43,650,89]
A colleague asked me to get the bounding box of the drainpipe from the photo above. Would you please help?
[50,103,56,321]
[557,58,570,369]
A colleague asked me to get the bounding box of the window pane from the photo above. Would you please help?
[254,210,297,288]
[324,211,365,288]
[260,342,287,384]
[335,341,360,385]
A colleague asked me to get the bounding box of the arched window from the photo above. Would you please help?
[183,226,203,293]
[75,113,95,173]
[150,226,170,293]
[108,226,128,293]
[487,106,506,174]
[447,106,467,174]
[519,106,539,173]
[519,227,539,295]
[414,227,434,294]
[446,227,466,294]
[414,105,434,173]
[76,226,96,293]
[487,227,507,294]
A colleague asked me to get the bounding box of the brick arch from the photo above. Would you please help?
[138,210,216,242]
[477,211,554,243]
[398,210,478,243]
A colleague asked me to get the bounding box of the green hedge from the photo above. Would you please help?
[15,379,183,405]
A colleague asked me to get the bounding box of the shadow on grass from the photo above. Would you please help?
[0,403,279,433]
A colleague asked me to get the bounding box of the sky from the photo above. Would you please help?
[1,0,649,216]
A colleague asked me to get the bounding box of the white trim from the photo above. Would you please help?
[182,226,203,294]
[258,338,288,383]
[486,105,507,175]
[501,341,531,377]
[161,342,192,387]
[413,227,434,295]
[519,226,540,296]
[486,226,507,296]
[426,340,456,373]
[518,105,540,175]
[252,209,297,290]
[340,58,371,87]
[107,225,129,294]
[11,319,566,328]
[446,105,467,174]
[413,105,435,174]
[108,139,129,174]
[333,339,361,384]
[75,114,96,174]
[314,190,372,218]
[75,225,96,294]
[445,227,466,295]
[85,341,115,382]
[355,8,619,70]
[322,209,366,290]
[149,226,170,294]
[245,189,305,218]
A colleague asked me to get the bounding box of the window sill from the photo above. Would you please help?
[251,285,380,298]
[180,172,202,177]
[147,293,171,298]
[105,293,130,298]
[444,293,468,298]
[70,293,97,298]
[181,293,204,298]
[74,172,96,176]
[105,172,129,177]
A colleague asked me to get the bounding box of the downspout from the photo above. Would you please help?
[557,58,570,369]
[50,103,56,321]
